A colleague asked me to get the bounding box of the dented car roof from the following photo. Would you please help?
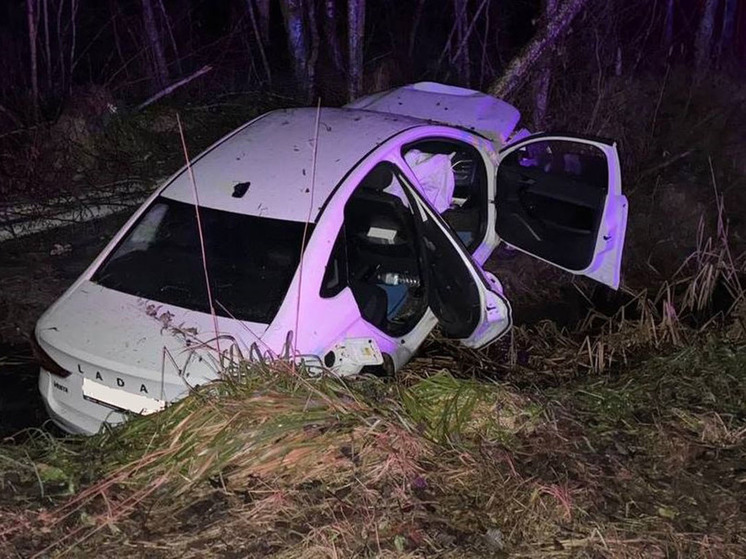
[161,107,427,223]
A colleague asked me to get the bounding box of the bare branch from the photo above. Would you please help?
[135,65,212,111]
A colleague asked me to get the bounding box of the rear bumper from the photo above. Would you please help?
[38,369,127,435]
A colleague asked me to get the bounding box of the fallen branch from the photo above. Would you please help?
[135,65,213,112]
[489,0,591,100]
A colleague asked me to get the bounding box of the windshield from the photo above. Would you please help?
[92,197,314,324]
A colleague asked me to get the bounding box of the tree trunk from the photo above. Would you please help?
[279,0,312,99]
[694,0,719,73]
[140,0,169,90]
[157,0,182,75]
[42,0,51,91]
[245,0,272,84]
[323,0,345,73]
[454,0,471,86]
[254,0,270,44]
[347,0,365,101]
[307,0,319,98]
[663,0,674,50]
[408,0,427,58]
[718,0,737,60]
[533,0,558,129]
[26,0,40,117]
[489,0,590,100]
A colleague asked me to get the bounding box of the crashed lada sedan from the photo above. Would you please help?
[32,82,628,434]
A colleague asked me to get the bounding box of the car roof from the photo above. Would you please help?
[160,107,426,223]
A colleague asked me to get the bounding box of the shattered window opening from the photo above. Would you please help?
[92,197,314,324]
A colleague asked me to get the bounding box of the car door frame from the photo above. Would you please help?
[271,129,506,371]
[494,132,628,289]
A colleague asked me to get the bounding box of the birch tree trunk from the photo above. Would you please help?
[489,0,590,100]
[141,0,169,90]
[694,0,719,73]
[533,0,558,129]
[279,0,312,100]
[347,0,365,101]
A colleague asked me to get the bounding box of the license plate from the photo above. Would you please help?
[82,378,165,415]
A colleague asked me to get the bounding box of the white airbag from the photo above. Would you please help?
[404,149,455,213]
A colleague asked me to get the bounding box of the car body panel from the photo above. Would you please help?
[495,135,628,289]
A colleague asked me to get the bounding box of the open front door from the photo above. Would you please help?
[495,134,628,289]
[403,179,512,349]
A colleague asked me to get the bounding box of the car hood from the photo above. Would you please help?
[36,280,269,400]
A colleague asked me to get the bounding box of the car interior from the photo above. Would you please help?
[403,139,488,253]
[495,139,609,270]
[320,163,428,337]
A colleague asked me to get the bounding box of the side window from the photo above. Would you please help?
[319,163,428,337]
[402,139,488,253]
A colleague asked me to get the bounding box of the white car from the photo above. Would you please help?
[32,82,628,434]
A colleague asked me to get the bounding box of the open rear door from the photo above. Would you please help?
[403,180,512,349]
[495,134,628,289]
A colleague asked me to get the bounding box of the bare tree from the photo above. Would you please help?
[694,0,719,73]
[717,0,737,61]
[26,0,40,116]
[279,0,313,100]
[245,0,272,84]
[323,0,345,74]
[347,0,365,101]
[408,0,427,59]
[42,0,51,90]
[254,0,270,44]
[141,0,169,89]
[663,0,674,50]
[453,0,471,85]
[157,0,182,75]
[534,0,558,129]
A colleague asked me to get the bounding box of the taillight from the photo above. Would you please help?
[29,329,71,378]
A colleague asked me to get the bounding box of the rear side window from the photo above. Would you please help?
[93,197,314,324]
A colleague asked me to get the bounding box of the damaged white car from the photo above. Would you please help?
[32,82,628,434]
